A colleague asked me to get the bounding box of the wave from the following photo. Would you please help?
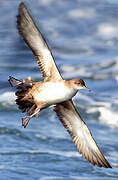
[61,57,118,80]
[0,91,16,108]
[0,148,81,158]
[99,107,118,128]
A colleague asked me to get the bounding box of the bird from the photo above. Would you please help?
[8,2,112,168]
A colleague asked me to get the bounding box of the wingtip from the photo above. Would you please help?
[98,161,112,168]
[82,151,112,168]
[17,2,28,39]
[19,2,29,12]
[100,163,112,168]
[105,162,112,168]
[19,2,26,8]
[92,153,112,168]
[99,153,112,168]
[18,2,28,16]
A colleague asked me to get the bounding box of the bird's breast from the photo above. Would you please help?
[34,82,77,104]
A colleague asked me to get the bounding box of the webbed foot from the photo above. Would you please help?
[22,116,30,128]
[8,76,22,87]
[22,108,40,128]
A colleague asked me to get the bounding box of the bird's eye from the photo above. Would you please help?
[75,81,80,85]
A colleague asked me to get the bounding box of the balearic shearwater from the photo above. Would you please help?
[8,2,112,168]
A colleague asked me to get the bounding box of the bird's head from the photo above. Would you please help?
[71,78,90,91]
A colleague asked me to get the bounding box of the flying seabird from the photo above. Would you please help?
[8,2,112,168]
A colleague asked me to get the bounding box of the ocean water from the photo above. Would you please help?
[0,0,118,179]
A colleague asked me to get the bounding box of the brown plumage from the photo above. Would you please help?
[8,2,112,168]
[11,77,35,115]
[17,2,62,81]
[54,100,111,168]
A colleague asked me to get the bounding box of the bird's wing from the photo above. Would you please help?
[17,2,62,81]
[54,100,111,168]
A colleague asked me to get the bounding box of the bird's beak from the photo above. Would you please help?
[83,86,91,91]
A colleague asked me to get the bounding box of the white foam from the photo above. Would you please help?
[68,8,96,19]
[61,65,75,72]
[97,23,118,39]
[38,0,55,6]
[40,176,62,180]
[0,91,16,106]
[99,107,118,127]
[0,165,5,169]
[61,64,92,79]
[26,149,81,158]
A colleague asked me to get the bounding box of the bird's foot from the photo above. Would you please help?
[22,108,40,128]
[22,116,30,128]
[8,76,22,87]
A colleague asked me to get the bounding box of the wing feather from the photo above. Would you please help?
[17,2,62,80]
[54,100,112,168]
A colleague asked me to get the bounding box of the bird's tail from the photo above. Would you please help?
[8,76,37,115]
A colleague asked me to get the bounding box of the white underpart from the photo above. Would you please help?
[34,82,77,104]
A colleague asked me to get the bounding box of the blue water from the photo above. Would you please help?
[0,0,118,179]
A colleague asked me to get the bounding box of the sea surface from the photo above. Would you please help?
[0,0,118,179]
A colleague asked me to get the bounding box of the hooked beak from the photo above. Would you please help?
[83,86,91,91]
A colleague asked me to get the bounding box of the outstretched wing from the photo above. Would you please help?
[17,2,62,81]
[54,100,111,168]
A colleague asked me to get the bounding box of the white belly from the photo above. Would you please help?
[34,82,77,104]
